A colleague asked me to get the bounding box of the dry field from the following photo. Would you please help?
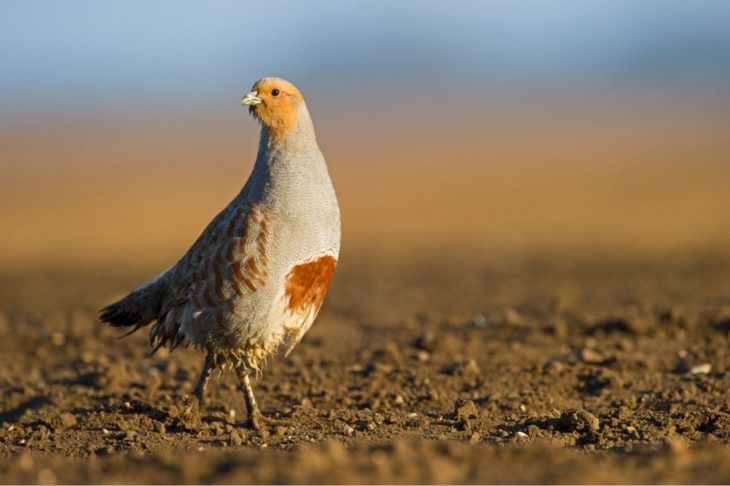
[1,110,729,483]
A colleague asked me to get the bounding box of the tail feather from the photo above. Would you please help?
[100,276,169,334]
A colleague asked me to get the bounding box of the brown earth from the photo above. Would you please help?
[1,250,729,483]
[1,111,730,483]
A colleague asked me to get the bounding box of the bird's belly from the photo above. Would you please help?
[214,248,337,364]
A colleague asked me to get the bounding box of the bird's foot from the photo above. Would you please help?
[180,393,204,417]
[245,411,288,431]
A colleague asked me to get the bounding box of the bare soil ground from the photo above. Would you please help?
[1,114,729,482]
[1,250,729,483]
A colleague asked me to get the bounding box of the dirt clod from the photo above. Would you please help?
[559,409,600,433]
[56,412,77,429]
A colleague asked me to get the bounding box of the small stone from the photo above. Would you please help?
[472,313,488,328]
[51,332,66,347]
[342,425,354,436]
[154,422,165,434]
[124,430,137,441]
[503,308,527,326]
[454,399,479,422]
[414,331,436,351]
[469,432,481,443]
[462,359,480,376]
[515,431,529,438]
[416,350,431,362]
[545,360,565,375]
[394,394,405,406]
[57,412,77,429]
[689,363,711,375]
[579,348,606,364]
[560,409,600,432]
[229,429,243,446]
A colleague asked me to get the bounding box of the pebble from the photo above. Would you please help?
[57,412,77,429]
[51,332,66,347]
[414,331,436,351]
[503,308,527,326]
[469,432,481,443]
[579,348,606,364]
[472,313,488,328]
[454,399,479,422]
[154,422,165,434]
[228,429,243,446]
[560,409,600,432]
[544,360,565,375]
[689,363,711,375]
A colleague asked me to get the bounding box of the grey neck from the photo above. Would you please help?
[244,103,325,201]
[259,104,318,157]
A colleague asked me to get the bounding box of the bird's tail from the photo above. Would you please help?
[100,274,169,336]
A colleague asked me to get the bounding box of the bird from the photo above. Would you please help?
[100,77,340,429]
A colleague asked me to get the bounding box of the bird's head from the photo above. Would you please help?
[241,77,306,142]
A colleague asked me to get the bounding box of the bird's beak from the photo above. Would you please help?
[241,90,262,106]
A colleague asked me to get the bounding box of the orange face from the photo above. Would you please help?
[242,78,304,141]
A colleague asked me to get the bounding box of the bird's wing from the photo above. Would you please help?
[151,201,273,351]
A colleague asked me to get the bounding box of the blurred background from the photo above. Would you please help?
[2,0,729,271]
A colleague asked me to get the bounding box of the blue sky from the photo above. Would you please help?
[2,0,729,119]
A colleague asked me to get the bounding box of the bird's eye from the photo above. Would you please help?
[271,89,281,97]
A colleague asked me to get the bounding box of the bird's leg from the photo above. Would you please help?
[191,353,214,410]
[235,364,264,430]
